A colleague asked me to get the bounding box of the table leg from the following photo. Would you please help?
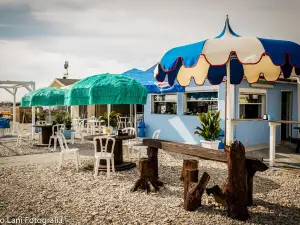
[269,122,280,167]
[296,141,300,153]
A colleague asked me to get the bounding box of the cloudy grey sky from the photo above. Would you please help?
[0,0,299,101]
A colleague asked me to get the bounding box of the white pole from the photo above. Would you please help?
[12,87,17,133]
[107,104,111,133]
[269,122,279,167]
[134,104,137,137]
[225,60,233,145]
[130,104,133,117]
[130,104,133,127]
[32,107,35,140]
[31,83,36,140]
[49,106,51,123]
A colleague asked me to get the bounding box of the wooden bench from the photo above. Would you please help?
[141,139,268,206]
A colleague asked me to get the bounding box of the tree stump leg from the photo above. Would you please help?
[184,171,210,211]
[184,169,198,200]
[131,158,160,193]
[225,141,249,221]
[180,159,198,181]
[147,147,163,186]
[247,168,256,206]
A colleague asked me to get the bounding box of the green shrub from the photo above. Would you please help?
[99,111,121,128]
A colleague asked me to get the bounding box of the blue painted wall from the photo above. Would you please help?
[233,81,298,146]
[144,80,225,144]
[144,79,298,147]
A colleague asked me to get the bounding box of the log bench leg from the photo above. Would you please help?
[225,141,249,221]
[131,158,160,193]
[147,147,163,186]
[180,159,198,181]
[184,170,210,211]
[246,168,256,206]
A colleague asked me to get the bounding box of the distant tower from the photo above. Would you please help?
[63,61,69,79]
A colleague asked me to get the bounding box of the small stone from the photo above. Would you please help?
[91,211,98,216]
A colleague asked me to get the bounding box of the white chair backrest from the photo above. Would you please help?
[152,130,161,139]
[78,121,84,132]
[100,126,106,134]
[52,124,65,136]
[36,120,47,125]
[122,127,135,135]
[93,136,116,157]
[89,116,96,120]
[56,132,69,151]
[117,115,121,122]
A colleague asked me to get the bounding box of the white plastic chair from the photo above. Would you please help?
[126,117,135,128]
[134,130,161,161]
[122,127,136,159]
[72,118,79,131]
[48,124,65,150]
[93,136,116,178]
[16,122,31,146]
[57,132,81,171]
[71,121,84,144]
[117,116,126,129]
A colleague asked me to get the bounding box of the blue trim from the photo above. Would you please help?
[281,55,293,78]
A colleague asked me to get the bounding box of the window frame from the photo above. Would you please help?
[183,86,219,116]
[150,93,178,115]
[238,88,267,119]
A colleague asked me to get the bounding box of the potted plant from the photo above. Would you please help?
[63,112,72,139]
[54,111,65,125]
[99,111,121,134]
[37,111,46,121]
[194,110,221,150]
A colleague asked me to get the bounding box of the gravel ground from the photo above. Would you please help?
[0,138,92,157]
[0,150,300,225]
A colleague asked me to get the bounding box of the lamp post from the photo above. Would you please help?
[63,61,69,79]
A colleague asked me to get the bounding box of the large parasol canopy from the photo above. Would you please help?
[21,87,66,107]
[64,73,148,106]
[154,16,300,145]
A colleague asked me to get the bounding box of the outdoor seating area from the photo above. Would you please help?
[1,6,300,224]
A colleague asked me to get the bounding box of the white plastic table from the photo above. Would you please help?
[232,119,300,167]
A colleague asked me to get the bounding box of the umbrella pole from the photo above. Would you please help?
[107,104,111,134]
[134,104,137,138]
[224,78,227,145]
[49,106,52,123]
[32,106,35,140]
[225,60,233,146]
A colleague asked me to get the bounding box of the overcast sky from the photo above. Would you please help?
[0,0,299,101]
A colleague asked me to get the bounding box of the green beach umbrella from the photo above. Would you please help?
[65,73,148,106]
[21,87,66,107]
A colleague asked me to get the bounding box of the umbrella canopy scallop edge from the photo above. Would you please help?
[154,16,300,86]
[65,73,148,106]
[21,87,66,107]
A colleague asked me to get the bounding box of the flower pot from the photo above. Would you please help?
[200,140,220,150]
[63,129,72,139]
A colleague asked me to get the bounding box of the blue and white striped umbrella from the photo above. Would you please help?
[154,16,300,86]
